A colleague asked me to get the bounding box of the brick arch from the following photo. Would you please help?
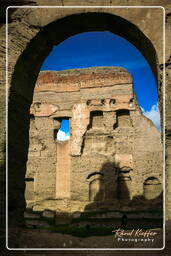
[7,11,161,228]
[144,176,161,185]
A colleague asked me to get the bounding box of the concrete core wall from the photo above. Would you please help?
[25,67,163,213]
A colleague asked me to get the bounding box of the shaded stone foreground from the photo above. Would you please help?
[25,67,163,218]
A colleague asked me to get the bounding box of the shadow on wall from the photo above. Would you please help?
[8,161,163,248]
[84,161,163,212]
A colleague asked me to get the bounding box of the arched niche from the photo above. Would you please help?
[117,170,132,200]
[143,177,162,200]
[7,11,160,227]
[87,173,105,202]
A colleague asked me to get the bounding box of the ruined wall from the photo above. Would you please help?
[26,67,163,213]
[0,1,170,236]
[26,116,56,208]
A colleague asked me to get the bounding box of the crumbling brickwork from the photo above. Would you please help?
[26,67,163,213]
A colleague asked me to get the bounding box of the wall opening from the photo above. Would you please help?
[114,109,132,129]
[143,177,162,200]
[53,118,70,141]
[88,111,104,130]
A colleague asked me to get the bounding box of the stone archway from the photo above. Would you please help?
[2,8,166,230]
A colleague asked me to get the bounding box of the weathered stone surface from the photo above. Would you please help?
[0,1,170,250]
[25,219,51,228]
[30,102,59,117]
[35,68,132,92]
[42,209,55,219]
[72,211,81,219]
[26,67,163,215]
[56,140,71,198]
[24,211,40,219]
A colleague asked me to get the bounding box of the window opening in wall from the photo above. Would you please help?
[56,118,70,141]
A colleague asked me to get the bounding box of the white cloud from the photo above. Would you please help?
[57,130,70,141]
[142,103,161,130]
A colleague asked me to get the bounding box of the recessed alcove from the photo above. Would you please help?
[87,173,105,202]
[88,111,104,130]
[143,177,162,200]
[114,109,133,129]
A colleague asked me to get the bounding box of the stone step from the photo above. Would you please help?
[42,210,55,219]
[24,211,41,219]
[81,211,162,219]
[25,219,51,228]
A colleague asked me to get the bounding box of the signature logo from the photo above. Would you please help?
[112,228,158,243]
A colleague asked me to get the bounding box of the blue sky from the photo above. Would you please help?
[40,31,160,136]
[56,119,70,141]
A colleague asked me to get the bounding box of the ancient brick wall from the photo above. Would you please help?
[26,67,163,213]
[0,2,170,248]
[26,116,56,208]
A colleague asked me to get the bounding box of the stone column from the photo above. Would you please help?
[56,140,71,198]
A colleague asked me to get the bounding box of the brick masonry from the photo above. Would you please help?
[25,67,163,213]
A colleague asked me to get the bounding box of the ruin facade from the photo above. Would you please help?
[25,67,163,214]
